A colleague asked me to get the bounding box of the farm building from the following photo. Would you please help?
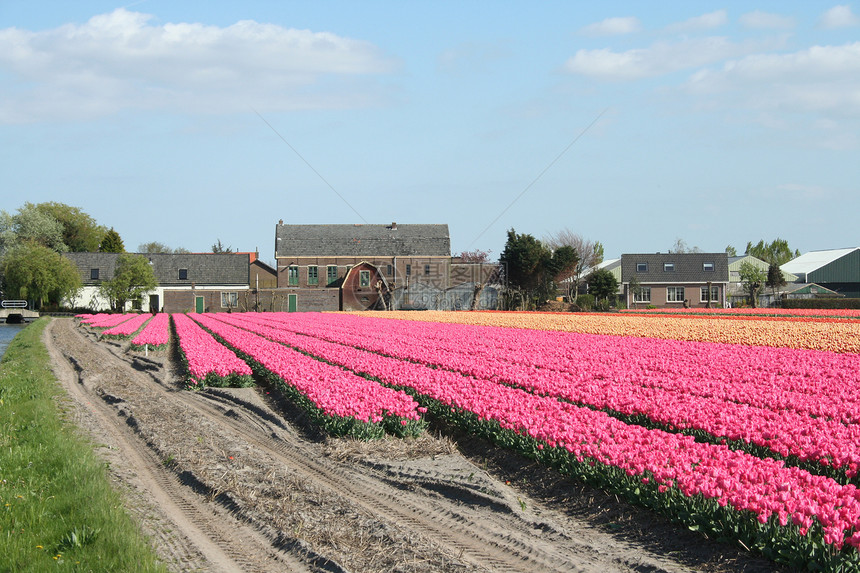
[273,221,500,311]
[781,247,860,299]
[64,252,252,313]
[621,253,729,308]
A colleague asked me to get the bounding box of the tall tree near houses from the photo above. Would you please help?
[669,238,702,254]
[211,239,234,254]
[745,238,801,266]
[98,253,157,312]
[766,262,787,301]
[1,243,80,308]
[543,228,603,300]
[32,202,106,252]
[99,228,125,253]
[4,204,67,252]
[738,261,767,308]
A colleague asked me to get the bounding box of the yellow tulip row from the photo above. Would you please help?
[356,311,860,354]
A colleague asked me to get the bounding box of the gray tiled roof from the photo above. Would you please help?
[64,252,250,286]
[620,253,729,283]
[275,223,450,257]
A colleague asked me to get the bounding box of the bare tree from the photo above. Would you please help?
[669,238,702,254]
[543,228,603,301]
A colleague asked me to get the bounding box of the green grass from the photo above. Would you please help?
[0,319,166,573]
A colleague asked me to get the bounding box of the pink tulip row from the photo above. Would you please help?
[245,313,860,477]
[130,313,171,348]
[79,313,138,329]
[172,313,253,386]
[100,313,153,338]
[204,312,860,549]
[192,313,421,424]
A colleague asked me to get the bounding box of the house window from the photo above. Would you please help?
[424,264,431,276]
[633,286,651,303]
[700,286,719,303]
[179,268,188,280]
[664,262,675,272]
[288,266,299,286]
[359,270,371,287]
[667,286,685,302]
[308,265,318,285]
[406,264,411,276]
[703,262,715,272]
[90,268,100,280]
[221,292,238,308]
[636,262,648,272]
[327,265,338,286]
[387,264,392,276]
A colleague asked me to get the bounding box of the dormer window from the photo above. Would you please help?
[636,262,648,272]
[703,262,715,272]
[90,268,100,280]
[664,262,675,272]
[179,268,188,280]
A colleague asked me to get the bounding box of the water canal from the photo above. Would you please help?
[0,322,27,359]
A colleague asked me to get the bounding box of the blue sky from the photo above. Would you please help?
[2,1,858,263]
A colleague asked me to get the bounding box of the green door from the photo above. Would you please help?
[195,296,204,313]
[288,293,297,312]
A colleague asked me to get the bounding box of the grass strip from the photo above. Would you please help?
[0,319,166,572]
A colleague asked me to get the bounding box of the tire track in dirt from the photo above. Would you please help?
[45,319,315,573]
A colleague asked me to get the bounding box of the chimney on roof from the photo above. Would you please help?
[391,222,397,230]
[278,219,283,225]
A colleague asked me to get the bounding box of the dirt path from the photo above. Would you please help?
[43,318,781,572]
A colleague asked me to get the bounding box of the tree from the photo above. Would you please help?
[98,253,157,312]
[99,228,125,253]
[766,262,787,301]
[457,249,492,263]
[738,261,767,308]
[587,268,619,307]
[211,239,234,254]
[138,242,191,254]
[628,275,643,309]
[500,230,549,309]
[1,243,80,308]
[139,241,173,254]
[5,204,67,252]
[669,238,702,254]
[543,229,603,300]
[725,245,738,257]
[499,229,576,310]
[745,238,800,266]
[33,202,106,252]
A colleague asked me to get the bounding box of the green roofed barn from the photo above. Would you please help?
[782,248,860,299]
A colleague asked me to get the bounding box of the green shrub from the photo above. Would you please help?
[575,294,595,311]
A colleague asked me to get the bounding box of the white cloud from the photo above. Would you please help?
[739,10,795,30]
[685,43,860,118]
[580,17,642,37]
[0,9,399,123]
[564,36,777,80]
[819,5,860,29]
[665,10,727,33]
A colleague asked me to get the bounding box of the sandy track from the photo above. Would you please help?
[43,318,780,572]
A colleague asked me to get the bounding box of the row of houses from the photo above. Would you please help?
[64,222,499,313]
[62,221,860,312]
[590,248,859,308]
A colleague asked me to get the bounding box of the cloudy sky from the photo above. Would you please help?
[2,1,858,261]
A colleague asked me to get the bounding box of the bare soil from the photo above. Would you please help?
[43,318,785,573]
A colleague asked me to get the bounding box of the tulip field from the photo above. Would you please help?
[75,309,860,570]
